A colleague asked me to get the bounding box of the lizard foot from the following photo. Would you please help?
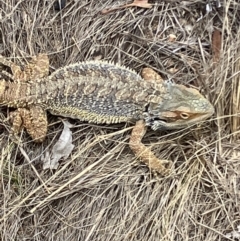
[129,120,173,176]
[0,53,49,82]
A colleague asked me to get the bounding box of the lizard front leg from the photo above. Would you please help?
[141,67,164,83]
[129,67,173,175]
[10,106,48,142]
[129,120,172,175]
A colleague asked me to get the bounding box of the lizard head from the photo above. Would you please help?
[146,83,214,130]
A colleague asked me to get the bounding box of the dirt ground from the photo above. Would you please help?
[0,0,239,240]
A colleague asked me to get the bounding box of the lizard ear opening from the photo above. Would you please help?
[180,112,190,119]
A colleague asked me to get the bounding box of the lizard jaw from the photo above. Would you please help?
[150,110,214,131]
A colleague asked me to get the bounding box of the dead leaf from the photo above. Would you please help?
[42,120,75,170]
[101,0,152,14]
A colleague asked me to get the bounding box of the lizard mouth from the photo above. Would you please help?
[149,112,213,131]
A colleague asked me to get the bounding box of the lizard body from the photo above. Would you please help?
[0,61,170,123]
[0,54,214,175]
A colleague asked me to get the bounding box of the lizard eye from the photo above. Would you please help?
[180,113,189,119]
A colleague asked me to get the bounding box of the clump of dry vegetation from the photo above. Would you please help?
[0,0,239,240]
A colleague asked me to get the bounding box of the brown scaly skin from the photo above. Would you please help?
[0,54,214,175]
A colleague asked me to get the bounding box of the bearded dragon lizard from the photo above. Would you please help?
[0,54,214,175]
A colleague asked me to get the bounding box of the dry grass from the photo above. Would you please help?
[0,0,240,240]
